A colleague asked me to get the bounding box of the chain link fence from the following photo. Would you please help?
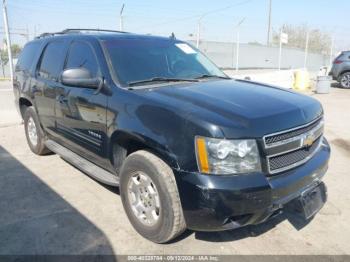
[191,40,330,71]
[1,38,330,78]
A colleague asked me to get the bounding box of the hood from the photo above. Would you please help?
[139,79,323,138]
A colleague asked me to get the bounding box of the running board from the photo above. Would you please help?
[45,140,119,186]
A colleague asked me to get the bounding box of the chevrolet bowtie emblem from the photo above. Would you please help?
[303,133,315,147]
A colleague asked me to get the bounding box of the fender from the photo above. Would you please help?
[108,129,180,173]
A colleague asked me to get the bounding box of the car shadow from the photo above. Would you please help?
[331,82,338,88]
[194,209,313,243]
[60,158,120,196]
[331,82,344,89]
[0,145,116,256]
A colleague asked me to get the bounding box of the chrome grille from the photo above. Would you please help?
[268,137,321,172]
[264,117,324,175]
[265,118,322,146]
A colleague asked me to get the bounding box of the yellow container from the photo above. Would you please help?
[293,70,311,90]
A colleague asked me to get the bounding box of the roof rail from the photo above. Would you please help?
[35,28,128,39]
[35,31,64,39]
[61,28,128,34]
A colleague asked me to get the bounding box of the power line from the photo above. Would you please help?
[135,0,255,33]
[6,1,198,16]
[195,0,254,48]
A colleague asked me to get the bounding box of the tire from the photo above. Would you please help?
[24,106,50,155]
[120,150,186,243]
[339,72,350,89]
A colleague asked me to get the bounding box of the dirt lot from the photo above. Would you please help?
[0,81,349,255]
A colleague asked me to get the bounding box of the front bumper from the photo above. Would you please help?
[174,138,330,231]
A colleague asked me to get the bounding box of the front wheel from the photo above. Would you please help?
[120,150,186,243]
[339,72,350,89]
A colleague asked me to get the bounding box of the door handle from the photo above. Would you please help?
[31,86,41,95]
[57,96,68,104]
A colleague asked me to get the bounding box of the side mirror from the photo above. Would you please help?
[61,68,101,89]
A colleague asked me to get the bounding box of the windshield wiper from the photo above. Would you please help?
[128,77,198,87]
[195,74,231,80]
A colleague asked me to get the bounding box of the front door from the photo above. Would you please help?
[55,40,108,167]
[33,40,68,134]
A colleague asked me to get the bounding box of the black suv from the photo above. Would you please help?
[14,29,330,243]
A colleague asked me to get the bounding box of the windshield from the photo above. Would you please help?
[103,38,227,86]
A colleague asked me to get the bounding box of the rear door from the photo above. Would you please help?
[55,40,108,167]
[31,40,68,133]
[13,41,42,113]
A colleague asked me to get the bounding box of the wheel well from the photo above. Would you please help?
[19,98,32,119]
[111,140,148,174]
[110,132,177,174]
[340,70,350,76]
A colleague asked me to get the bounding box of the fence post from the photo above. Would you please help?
[278,31,282,70]
[304,30,309,69]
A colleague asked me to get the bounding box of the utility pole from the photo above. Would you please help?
[119,3,125,31]
[266,0,272,46]
[2,0,13,83]
[329,36,334,67]
[25,26,29,42]
[196,15,205,48]
[278,29,282,70]
[304,30,309,69]
[234,18,245,72]
[196,19,200,48]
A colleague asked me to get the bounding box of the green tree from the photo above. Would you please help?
[1,43,22,64]
[0,42,22,77]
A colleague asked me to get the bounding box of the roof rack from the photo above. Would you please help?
[35,28,128,39]
[35,31,64,39]
[61,28,128,34]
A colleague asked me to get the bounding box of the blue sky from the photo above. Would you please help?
[2,0,349,52]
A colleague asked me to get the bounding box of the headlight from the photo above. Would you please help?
[195,136,261,175]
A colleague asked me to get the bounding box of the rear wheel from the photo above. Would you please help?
[24,106,50,155]
[120,150,186,243]
[339,72,350,89]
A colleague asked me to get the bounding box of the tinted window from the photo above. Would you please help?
[103,39,225,86]
[65,41,99,77]
[38,41,66,81]
[15,42,41,72]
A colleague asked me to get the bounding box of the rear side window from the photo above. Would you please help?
[15,42,41,72]
[336,52,349,60]
[65,41,99,77]
[38,41,66,81]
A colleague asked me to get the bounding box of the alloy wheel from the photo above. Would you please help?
[341,74,350,88]
[27,117,38,147]
[127,171,161,226]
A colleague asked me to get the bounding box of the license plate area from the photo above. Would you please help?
[299,182,327,219]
